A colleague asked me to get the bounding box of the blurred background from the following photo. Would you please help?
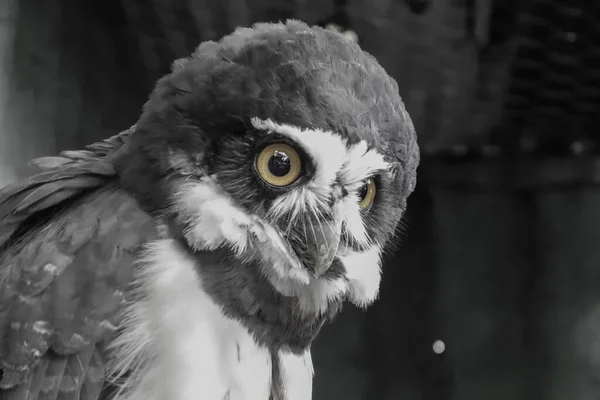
[1,0,600,398]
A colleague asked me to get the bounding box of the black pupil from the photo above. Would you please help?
[268,151,291,177]
[358,181,369,200]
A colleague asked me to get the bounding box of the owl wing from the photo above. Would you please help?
[0,131,159,400]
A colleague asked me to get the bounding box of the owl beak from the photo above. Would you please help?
[310,210,343,279]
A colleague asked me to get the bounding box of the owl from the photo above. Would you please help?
[0,20,419,400]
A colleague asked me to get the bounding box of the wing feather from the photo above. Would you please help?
[0,129,133,249]
[0,128,158,400]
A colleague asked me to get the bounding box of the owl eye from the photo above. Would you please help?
[357,177,376,210]
[255,143,302,187]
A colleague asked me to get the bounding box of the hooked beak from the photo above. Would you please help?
[307,207,343,279]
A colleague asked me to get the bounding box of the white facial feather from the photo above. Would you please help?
[251,117,347,193]
[172,178,309,283]
[340,245,383,307]
[172,178,253,256]
[172,178,349,314]
[251,118,389,249]
[174,118,392,313]
[342,140,389,186]
[108,238,314,400]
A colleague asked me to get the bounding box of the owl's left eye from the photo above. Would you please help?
[255,143,302,187]
[357,177,377,211]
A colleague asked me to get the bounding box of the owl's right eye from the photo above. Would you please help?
[255,143,302,187]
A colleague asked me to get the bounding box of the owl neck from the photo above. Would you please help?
[188,246,343,353]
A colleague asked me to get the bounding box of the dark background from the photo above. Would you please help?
[2,0,600,399]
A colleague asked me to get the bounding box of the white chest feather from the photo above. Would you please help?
[107,239,313,400]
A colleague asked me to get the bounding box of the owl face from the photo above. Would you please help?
[123,21,419,317]
[216,117,398,272]
[165,116,408,314]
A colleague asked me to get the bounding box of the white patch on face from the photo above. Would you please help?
[172,177,309,281]
[252,117,347,226]
[340,195,368,246]
[251,117,389,248]
[342,140,389,185]
[251,117,348,194]
[339,245,383,307]
[264,266,349,314]
[171,177,350,314]
[171,118,392,314]
[107,239,273,400]
[172,178,253,255]
[172,177,348,314]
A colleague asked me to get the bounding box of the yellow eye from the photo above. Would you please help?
[358,177,376,210]
[255,143,302,187]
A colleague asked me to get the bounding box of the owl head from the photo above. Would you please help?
[115,20,419,350]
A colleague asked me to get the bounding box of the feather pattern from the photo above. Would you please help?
[0,129,158,400]
[0,19,420,400]
[0,129,133,249]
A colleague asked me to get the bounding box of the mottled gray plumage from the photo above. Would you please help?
[0,130,157,399]
[0,20,419,400]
